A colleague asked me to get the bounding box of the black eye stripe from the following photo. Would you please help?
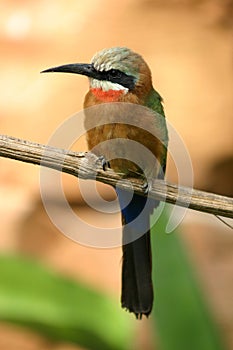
[93,66,136,90]
[109,69,121,78]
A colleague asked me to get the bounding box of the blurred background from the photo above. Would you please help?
[0,0,232,349]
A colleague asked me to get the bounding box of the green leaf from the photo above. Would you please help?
[151,206,226,350]
[0,254,133,350]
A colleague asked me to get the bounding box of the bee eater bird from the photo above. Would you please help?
[42,47,168,318]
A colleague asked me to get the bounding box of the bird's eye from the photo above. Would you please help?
[109,69,122,79]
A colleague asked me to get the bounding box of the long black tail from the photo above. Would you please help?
[121,229,153,318]
[116,188,155,318]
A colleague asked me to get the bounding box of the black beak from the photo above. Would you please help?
[41,63,100,80]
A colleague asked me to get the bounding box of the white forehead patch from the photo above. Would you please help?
[91,47,135,74]
[98,63,106,72]
[94,61,113,72]
[90,78,128,93]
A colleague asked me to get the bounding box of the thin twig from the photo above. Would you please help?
[215,215,233,229]
[0,134,232,219]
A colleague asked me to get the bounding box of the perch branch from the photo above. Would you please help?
[0,134,232,219]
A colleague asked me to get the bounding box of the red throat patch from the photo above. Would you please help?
[90,88,125,102]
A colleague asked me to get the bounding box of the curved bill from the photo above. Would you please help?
[41,63,100,79]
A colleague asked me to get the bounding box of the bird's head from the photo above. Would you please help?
[42,47,153,101]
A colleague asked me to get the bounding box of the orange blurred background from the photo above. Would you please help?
[0,1,232,349]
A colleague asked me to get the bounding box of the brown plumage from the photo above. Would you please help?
[42,47,168,318]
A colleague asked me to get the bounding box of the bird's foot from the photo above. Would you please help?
[97,155,110,171]
[142,180,153,195]
[79,153,109,180]
[85,153,109,171]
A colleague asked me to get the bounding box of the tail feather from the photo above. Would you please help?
[121,229,153,318]
[116,188,156,318]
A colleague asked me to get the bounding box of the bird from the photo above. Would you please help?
[42,47,168,318]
